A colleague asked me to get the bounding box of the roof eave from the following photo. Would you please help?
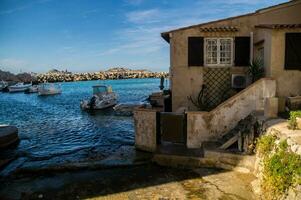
[161,32,170,43]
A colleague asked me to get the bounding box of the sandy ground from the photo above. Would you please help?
[0,164,256,200]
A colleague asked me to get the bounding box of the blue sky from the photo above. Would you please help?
[0,0,287,73]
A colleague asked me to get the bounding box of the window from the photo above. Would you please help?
[285,33,301,70]
[205,38,233,66]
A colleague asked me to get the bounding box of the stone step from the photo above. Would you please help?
[219,134,239,150]
[152,154,216,169]
[203,147,255,173]
[153,142,255,173]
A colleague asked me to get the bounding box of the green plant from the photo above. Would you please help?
[288,110,301,130]
[256,134,277,157]
[187,84,209,111]
[256,136,301,199]
[262,146,301,199]
[248,58,264,83]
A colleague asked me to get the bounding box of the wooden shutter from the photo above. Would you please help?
[285,33,301,70]
[188,37,204,66]
[235,37,250,66]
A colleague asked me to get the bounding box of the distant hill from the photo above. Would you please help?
[0,70,36,82]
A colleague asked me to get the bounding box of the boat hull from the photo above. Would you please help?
[8,85,32,93]
[80,100,117,110]
[38,90,62,96]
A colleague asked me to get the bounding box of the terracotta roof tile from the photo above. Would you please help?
[255,24,301,29]
[199,26,239,32]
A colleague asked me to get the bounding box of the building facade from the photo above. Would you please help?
[161,0,301,111]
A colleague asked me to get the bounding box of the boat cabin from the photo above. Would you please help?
[92,85,113,95]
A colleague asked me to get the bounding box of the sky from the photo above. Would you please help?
[0,0,288,73]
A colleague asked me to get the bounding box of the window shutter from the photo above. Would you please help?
[235,37,250,66]
[285,33,301,70]
[188,37,204,66]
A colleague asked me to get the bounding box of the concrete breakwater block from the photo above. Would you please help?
[0,125,19,148]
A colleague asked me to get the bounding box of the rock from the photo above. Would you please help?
[0,125,19,148]
[297,117,301,130]
[36,67,169,83]
[287,96,301,110]
[251,179,261,196]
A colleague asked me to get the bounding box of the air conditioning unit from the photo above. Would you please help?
[231,74,247,89]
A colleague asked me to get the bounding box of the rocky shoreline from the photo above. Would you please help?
[0,68,168,83]
[37,68,168,83]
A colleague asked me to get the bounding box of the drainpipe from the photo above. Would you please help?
[250,32,254,63]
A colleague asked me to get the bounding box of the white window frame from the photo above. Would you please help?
[204,38,234,67]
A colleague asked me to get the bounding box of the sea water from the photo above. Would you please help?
[0,78,162,167]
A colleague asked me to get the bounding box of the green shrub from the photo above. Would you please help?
[256,134,277,157]
[257,137,301,199]
[263,150,301,199]
[248,58,264,83]
[288,110,301,130]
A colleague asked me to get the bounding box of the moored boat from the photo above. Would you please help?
[80,85,117,110]
[38,83,62,96]
[24,85,39,94]
[8,82,32,93]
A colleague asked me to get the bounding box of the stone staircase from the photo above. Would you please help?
[153,114,259,173]
[153,78,276,172]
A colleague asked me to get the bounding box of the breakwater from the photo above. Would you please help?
[37,68,168,83]
[0,68,168,83]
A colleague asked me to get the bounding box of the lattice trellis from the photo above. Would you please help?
[203,67,232,110]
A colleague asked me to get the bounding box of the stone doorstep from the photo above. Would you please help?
[203,149,255,173]
[153,150,255,174]
[152,154,216,169]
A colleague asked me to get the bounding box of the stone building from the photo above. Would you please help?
[135,0,301,152]
[161,0,301,111]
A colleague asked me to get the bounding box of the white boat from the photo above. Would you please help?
[38,83,62,96]
[80,85,117,110]
[8,82,32,93]
[0,80,8,91]
[24,85,39,94]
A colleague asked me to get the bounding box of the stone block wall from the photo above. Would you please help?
[134,108,157,152]
[187,78,276,148]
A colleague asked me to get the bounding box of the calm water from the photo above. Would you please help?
[0,78,161,167]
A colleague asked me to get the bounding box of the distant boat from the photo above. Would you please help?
[38,83,62,96]
[0,80,8,91]
[24,85,39,94]
[8,82,32,93]
[80,85,117,110]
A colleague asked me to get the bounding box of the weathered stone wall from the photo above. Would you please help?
[133,108,157,152]
[270,29,301,97]
[186,78,276,148]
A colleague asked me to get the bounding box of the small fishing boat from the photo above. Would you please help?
[80,85,117,110]
[38,83,62,96]
[8,82,32,93]
[24,85,39,94]
[0,80,8,91]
